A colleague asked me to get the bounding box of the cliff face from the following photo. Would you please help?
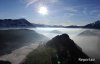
[46,34,95,64]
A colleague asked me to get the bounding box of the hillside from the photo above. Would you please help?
[0,29,47,56]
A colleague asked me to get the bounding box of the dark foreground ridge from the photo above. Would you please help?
[46,34,95,64]
[0,60,11,64]
[22,34,95,64]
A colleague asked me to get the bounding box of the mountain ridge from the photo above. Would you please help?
[0,18,100,29]
[83,20,100,29]
[0,18,34,28]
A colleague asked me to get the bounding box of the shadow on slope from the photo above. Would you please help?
[0,29,48,56]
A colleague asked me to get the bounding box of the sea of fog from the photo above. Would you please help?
[31,28,86,38]
[0,28,100,64]
[31,28,100,61]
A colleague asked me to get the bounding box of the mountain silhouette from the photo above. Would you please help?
[46,34,95,64]
[0,19,34,28]
[84,20,100,29]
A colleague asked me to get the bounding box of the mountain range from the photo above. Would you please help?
[83,20,100,29]
[32,20,100,29]
[0,18,100,29]
[0,18,34,28]
[0,18,82,28]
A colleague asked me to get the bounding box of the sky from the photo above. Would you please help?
[0,0,100,26]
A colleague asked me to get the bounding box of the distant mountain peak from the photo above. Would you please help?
[94,20,100,24]
[84,20,100,29]
[0,18,34,28]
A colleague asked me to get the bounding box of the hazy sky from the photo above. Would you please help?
[0,0,100,25]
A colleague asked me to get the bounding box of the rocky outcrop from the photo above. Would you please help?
[46,34,95,64]
[22,34,95,64]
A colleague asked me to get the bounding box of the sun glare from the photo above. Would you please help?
[38,6,48,15]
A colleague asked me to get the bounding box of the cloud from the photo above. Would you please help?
[78,7,90,15]
[64,13,75,18]
[96,14,100,18]
[26,0,38,7]
[83,9,100,18]
[62,7,79,18]
[65,7,78,13]
[82,8,88,15]
[23,0,58,7]
[81,7,100,16]
[90,10,100,15]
